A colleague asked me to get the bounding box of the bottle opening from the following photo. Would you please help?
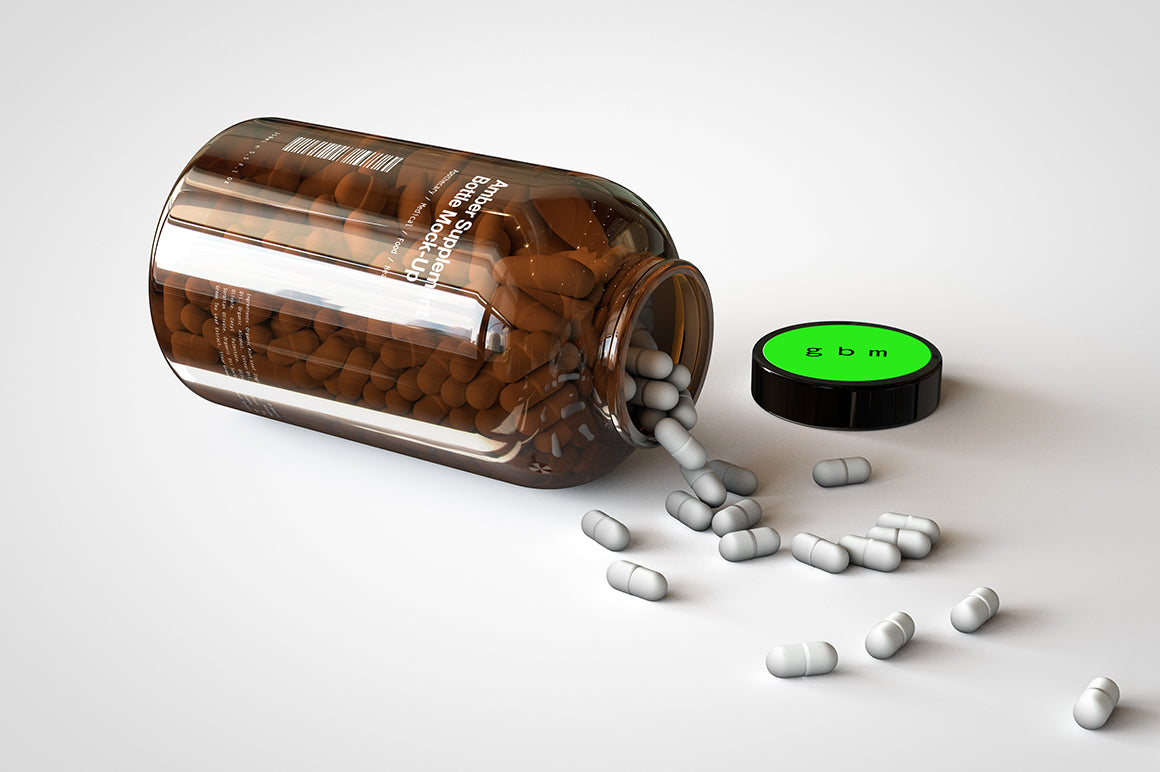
[601,259,713,447]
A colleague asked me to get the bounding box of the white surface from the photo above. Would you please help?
[3,1,1158,769]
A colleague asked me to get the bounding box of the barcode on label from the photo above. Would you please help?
[282,136,404,174]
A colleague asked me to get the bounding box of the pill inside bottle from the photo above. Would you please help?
[150,118,714,488]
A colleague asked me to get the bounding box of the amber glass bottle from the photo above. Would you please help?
[150,118,712,487]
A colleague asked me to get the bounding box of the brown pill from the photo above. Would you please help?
[291,361,324,389]
[262,151,303,193]
[519,383,582,435]
[184,276,214,309]
[465,258,501,298]
[501,197,556,252]
[523,286,597,321]
[369,357,402,391]
[270,316,303,339]
[265,337,296,366]
[334,312,368,347]
[267,329,320,365]
[303,226,346,259]
[574,325,599,369]
[252,354,290,387]
[491,285,567,335]
[361,380,387,408]
[493,254,596,299]
[201,317,220,348]
[533,419,573,456]
[437,254,473,289]
[288,328,321,359]
[218,336,250,371]
[313,307,342,339]
[559,342,582,371]
[305,333,352,381]
[395,325,441,351]
[364,317,391,339]
[337,347,374,401]
[395,367,424,402]
[163,287,186,333]
[296,161,349,198]
[212,300,249,335]
[323,371,344,399]
[202,196,242,231]
[383,388,414,414]
[471,210,511,252]
[363,319,392,355]
[532,187,610,253]
[246,325,272,355]
[439,377,469,408]
[493,329,557,383]
[500,362,564,413]
[246,294,275,326]
[448,343,486,383]
[573,369,594,399]
[393,147,446,188]
[180,303,210,335]
[334,171,375,210]
[169,330,192,361]
[233,213,269,241]
[277,299,313,328]
[413,394,451,423]
[475,403,516,437]
[417,355,452,396]
[444,404,477,432]
[377,337,415,370]
[173,332,220,368]
[342,212,388,266]
[465,371,503,410]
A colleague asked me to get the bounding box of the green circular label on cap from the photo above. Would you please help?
[762,323,932,382]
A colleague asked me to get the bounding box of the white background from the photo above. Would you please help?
[3,1,1158,769]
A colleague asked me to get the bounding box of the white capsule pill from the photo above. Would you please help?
[876,512,941,545]
[606,560,667,601]
[631,378,679,411]
[711,498,762,536]
[654,417,708,470]
[865,611,915,659]
[668,391,698,430]
[680,464,727,507]
[1073,677,1120,730]
[621,376,637,401]
[838,535,902,572]
[581,509,630,552]
[790,533,850,573]
[766,641,838,678]
[629,327,658,350]
[950,587,1000,632]
[637,407,666,433]
[625,346,673,380]
[665,490,713,531]
[719,527,781,562]
[812,457,872,487]
[708,459,759,496]
[666,364,692,391]
[865,525,932,559]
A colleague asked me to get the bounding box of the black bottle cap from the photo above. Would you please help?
[751,321,942,430]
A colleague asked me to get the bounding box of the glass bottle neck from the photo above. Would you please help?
[596,256,714,448]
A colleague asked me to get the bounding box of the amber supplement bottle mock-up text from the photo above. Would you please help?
[149,118,713,487]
